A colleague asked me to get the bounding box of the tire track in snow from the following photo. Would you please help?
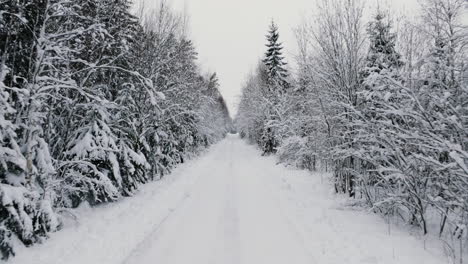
[119,163,207,264]
[120,139,232,264]
[259,162,318,263]
[219,138,241,264]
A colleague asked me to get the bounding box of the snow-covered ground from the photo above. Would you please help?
[10,134,448,264]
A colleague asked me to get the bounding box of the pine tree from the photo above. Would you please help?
[263,21,288,89]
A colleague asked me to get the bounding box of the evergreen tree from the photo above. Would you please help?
[344,10,405,203]
[263,21,288,89]
[359,11,404,124]
[0,1,63,258]
[363,11,403,78]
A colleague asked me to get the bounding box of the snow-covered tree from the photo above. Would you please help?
[362,11,403,78]
[306,0,366,197]
[236,62,280,155]
[263,21,289,89]
[349,10,406,206]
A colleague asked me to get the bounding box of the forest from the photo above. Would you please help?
[1,0,468,262]
[0,0,231,259]
[236,0,468,251]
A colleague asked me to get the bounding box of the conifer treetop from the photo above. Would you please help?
[365,11,403,73]
[263,20,288,87]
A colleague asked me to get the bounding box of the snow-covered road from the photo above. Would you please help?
[11,134,447,264]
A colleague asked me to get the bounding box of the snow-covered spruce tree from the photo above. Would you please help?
[82,0,154,196]
[0,64,30,260]
[249,22,290,155]
[362,12,403,78]
[263,21,289,89]
[38,0,123,206]
[350,10,452,234]
[237,22,328,170]
[349,10,406,207]
[0,0,62,259]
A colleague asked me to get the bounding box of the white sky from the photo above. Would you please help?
[136,0,426,115]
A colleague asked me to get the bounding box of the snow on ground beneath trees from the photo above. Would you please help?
[10,134,449,264]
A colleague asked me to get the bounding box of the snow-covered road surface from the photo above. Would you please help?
[11,134,447,264]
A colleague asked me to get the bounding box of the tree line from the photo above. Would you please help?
[0,0,231,259]
[236,0,467,257]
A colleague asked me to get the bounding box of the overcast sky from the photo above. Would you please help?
[136,0,426,115]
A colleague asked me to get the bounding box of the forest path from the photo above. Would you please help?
[11,135,446,264]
